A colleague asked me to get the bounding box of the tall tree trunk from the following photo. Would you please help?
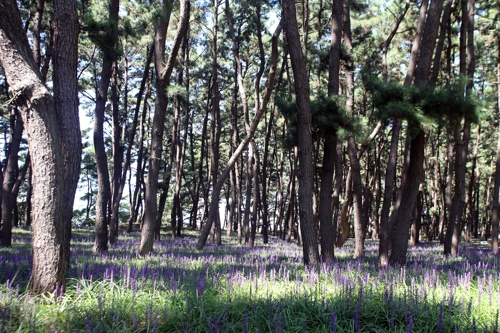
[319,0,343,263]
[491,35,500,254]
[209,0,222,245]
[342,0,365,259]
[127,86,150,232]
[376,0,412,266]
[111,47,153,238]
[0,0,81,293]
[92,0,119,253]
[196,21,283,250]
[282,0,320,266]
[389,0,444,266]
[109,62,123,243]
[172,33,190,238]
[465,126,480,242]
[249,141,260,247]
[444,0,474,257]
[254,3,267,244]
[139,0,189,256]
[190,102,209,231]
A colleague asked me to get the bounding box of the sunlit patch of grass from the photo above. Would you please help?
[0,228,499,332]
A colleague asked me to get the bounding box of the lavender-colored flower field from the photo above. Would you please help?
[0,229,499,332]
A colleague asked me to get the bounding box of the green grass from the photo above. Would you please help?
[0,228,499,332]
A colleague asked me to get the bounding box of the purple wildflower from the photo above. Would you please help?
[438,301,443,333]
[470,317,477,333]
[406,307,413,333]
[243,311,249,333]
[353,304,361,333]
[329,310,337,333]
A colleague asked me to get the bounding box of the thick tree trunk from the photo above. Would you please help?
[377,0,427,265]
[0,0,80,293]
[139,0,188,256]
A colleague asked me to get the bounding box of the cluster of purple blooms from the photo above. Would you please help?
[0,230,499,332]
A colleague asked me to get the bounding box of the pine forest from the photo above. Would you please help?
[1,0,500,331]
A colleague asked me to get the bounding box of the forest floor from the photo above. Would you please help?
[0,228,499,332]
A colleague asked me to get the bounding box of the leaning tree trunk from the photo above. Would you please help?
[389,0,444,266]
[139,0,189,256]
[282,0,320,267]
[196,21,283,250]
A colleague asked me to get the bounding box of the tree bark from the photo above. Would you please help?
[444,0,474,256]
[492,35,500,254]
[0,0,80,293]
[283,0,320,266]
[389,0,444,266]
[0,109,23,247]
[139,0,189,256]
[127,85,150,232]
[92,0,119,253]
[319,0,343,263]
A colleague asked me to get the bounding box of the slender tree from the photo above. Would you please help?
[282,0,320,266]
[319,0,343,262]
[91,0,119,253]
[139,0,189,256]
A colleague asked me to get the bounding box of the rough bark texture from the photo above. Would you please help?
[0,0,80,294]
[283,0,320,266]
